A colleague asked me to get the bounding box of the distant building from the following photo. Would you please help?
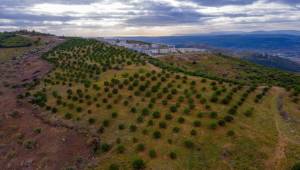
[100,38,207,56]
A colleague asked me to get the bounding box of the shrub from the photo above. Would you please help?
[165,113,173,120]
[130,125,137,132]
[292,162,300,170]
[170,105,177,112]
[183,108,190,115]
[33,128,42,134]
[148,149,157,158]
[111,112,118,118]
[147,120,154,126]
[142,108,150,116]
[88,118,96,124]
[136,116,144,123]
[210,111,218,118]
[209,121,217,129]
[159,121,167,129]
[24,140,37,149]
[132,159,146,170]
[101,143,111,152]
[169,152,177,159]
[184,140,194,149]
[64,112,73,119]
[152,111,160,119]
[173,127,180,133]
[193,120,201,127]
[117,144,125,153]
[118,124,125,130]
[218,120,226,126]
[197,112,204,118]
[153,131,161,139]
[224,115,234,122]
[131,107,137,113]
[76,107,82,112]
[136,143,145,152]
[228,107,237,115]
[190,129,197,136]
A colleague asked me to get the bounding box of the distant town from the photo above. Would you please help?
[98,38,206,56]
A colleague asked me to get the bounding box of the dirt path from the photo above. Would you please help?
[0,37,94,170]
[265,89,288,170]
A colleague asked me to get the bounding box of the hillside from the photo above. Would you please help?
[10,38,298,170]
[0,32,32,48]
[158,53,300,93]
[0,32,59,62]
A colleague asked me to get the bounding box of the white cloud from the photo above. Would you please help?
[0,19,15,24]
[26,2,135,17]
[0,0,300,36]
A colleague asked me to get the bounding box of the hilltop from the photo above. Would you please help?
[0,36,299,170]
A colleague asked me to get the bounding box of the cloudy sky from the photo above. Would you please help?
[0,0,300,36]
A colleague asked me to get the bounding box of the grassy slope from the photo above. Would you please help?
[0,32,32,48]
[0,33,46,62]
[25,39,300,170]
[159,53,300,92]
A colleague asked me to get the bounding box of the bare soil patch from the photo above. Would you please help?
[0,37,94,170]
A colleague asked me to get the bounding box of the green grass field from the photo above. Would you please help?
[25,39,300,170]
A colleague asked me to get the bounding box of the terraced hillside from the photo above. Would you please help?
[23,39,300,170]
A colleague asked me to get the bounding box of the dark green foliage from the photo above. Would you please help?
[148,149,157,158]
[136,143,145,152]
[118,124,125,130]
[32,91,47,107]
[169,151,177,160]
[193,120,201,127]
[165,113,173,120]
[132,159,146,170]
[190,129,197,136]
[173,127,180,133]
[210,111,218,118]
[159,121,167,129]
[184,140,194,149]
[170,105,178,112]
[209,121,217,129]
[152,111,161,118]
[101,143,111,152]
[129,124,137,132]
[88,117,96,124]
[224,115,234,122]
[218,120,226,126]
[153,131,161,139]
[292,162,300,170]
[111,112,118,118]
